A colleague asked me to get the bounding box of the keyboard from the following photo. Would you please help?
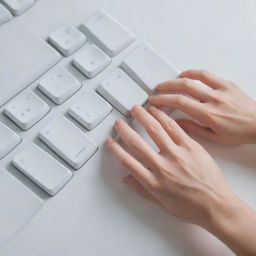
[0,8,178,245]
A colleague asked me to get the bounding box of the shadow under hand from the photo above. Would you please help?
[99,145,234,256]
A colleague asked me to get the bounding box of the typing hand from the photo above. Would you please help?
[106,105,256,256]
[106,105,234,227]
[149,70,256,145]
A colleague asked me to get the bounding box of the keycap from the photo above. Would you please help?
[69,89,112,130]
[0,122,21,159]
[12,144,73,196]
[80,10,135,57]
[121,42,179,94]
[97,68,148,116]
[0,169,43,246]
[38,67,81,104]
[2,0,34,16]
[48,25,87,56]
[39,117,98,169]
[0,3,12,25]
[0,39,61,107]
[4,91,50,131]
[72,44,111,78]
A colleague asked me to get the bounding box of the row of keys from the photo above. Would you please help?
[48,10,135,59]
[0,41,178,163]
[11,116,98,196]
[0,0,35,25]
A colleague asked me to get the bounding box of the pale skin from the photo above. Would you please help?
[105,70,256,256]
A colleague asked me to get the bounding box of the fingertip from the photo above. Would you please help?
[114,119,125,128]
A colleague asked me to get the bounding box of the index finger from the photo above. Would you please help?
[181,69,227,89]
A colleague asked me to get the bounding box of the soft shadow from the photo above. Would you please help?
[99,145,234,256]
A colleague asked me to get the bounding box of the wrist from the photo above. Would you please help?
[205,192,256,256]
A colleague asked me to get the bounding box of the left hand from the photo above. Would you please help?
[105,105,234,228]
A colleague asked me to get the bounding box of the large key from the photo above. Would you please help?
[121,42,179,94]
[97,68,148,116]
[12,144,73,196]
[39,117,98,169]
[80,10,135,57]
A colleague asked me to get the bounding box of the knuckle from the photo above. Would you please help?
[129,138,140,151]
[147,122,161,135]
[150,182,162,192]
[182,78,193,89]
[174,95,185,105]
[119,155,130,167]
[199,69,211,79]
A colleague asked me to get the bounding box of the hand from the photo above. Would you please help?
[106,105,233,228]
[148,69,256,145]
[106,105,256,256]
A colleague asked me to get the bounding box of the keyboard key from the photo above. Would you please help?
[69,89,112,130]
[48,25,87,56]
[38,67,81,104]
[0,4,12,25]
[121,42,179,94]
[0,169,43,246]
[12,144,73,196]
[2,0,34,16]
[4,91,50,131]
[0,122,21,159]
[0,39,61,107]
[97,68,148,116]
[72,44,111,78]
[81,10,135,57]
[39,117,98,169]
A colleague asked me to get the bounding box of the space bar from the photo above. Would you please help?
[0,39,61,107]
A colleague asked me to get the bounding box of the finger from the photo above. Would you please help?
[123,175,158,202]
[180,69,227,89]
[147,106,192,145]
[148,94,208,122]
[176,119,219,142]
[105,137,156,186]
[156,78,212,102]
[131,105,176,153]
[114,119,161,170]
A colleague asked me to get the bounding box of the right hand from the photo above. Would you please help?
[149,69,256,145]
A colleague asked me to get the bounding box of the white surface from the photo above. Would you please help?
[69,89,112,130]
[48,25,87,56]
[98,68,148,116]
[122,42,180,94]
[4,91,50,130]
[72,44,112,78]
[39,117,98,170]
[81,9,135,57]
[0,0,256,256]
[12,144,73,196]
[2,0,34,16]
[0,122,20,159]
[39,67,81,104]
[0,4,12,25]
[0,170,43,246]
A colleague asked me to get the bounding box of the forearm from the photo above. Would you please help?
[206,194,256,256]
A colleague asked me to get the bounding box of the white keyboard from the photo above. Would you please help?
[0,9,178,245]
